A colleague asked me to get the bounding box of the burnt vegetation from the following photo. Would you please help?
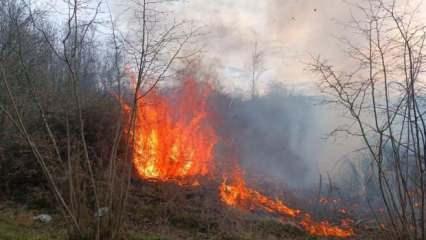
[0,0,426,239]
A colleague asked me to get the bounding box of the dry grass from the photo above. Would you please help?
[0,180,392,240]
[0,202,66,240]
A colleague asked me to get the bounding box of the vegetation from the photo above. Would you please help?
[312,0,426,238]
[0,0,191,238]
[2,0,426,239]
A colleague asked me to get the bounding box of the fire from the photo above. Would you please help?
[126,78,217,183]
[219,168,300,217]
[123,76,354,238]
[220,169,354,238]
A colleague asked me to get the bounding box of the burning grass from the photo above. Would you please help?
[127,179,309,240]
[122,77,355,238]
[220,169,354,238]
[219,169,300,218]
[0,184,387,240]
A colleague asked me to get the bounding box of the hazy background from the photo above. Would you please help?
[163,0,362,181]
[166,0,352,94]
[34,0,397,183]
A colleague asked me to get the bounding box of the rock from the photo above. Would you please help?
[33,214,52,223]
[95,207,109,217]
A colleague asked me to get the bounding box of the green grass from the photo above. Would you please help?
[0,205,65,240]
[0,218,63,240]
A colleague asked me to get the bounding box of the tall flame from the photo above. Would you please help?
[128,78,217,183]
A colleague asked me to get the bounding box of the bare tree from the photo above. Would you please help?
[0,0,195,239]
[311,0,426,239]
[250,40,266,99]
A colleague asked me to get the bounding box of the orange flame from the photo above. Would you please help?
[219,168,300,217]
[219,169,354,238]
[300,215,354,238]
[127,78,217,183]
[123,76,354,238]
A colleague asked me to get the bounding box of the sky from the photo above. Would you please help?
[164,0,353,94]
[35,0,426,95]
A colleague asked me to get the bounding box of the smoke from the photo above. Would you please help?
[207,80,361,188]
[109,0,368,183]
[164,0,353,93]
[162,0,373,184]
